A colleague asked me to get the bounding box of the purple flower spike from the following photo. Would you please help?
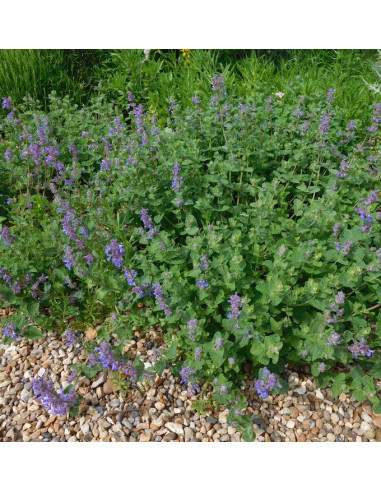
[254,367,282,399]
[335,291,345,306]
[349,337,375,358]
[194,347,202,362]
[227,293,243,319]
[327,332,341,346]
[2,97,13,110]
[32,376,77,416]
[180,367,196,384]
[196,278,209,290]
[63,246,76,271]
[326,88,336,101]
[213,337,225,350]
[66,369,77,384]
[187,318,198,341]
[89,342,138,380]
[318,362,326,373]
[2,322,19,339]
[105,240,125,268]
[200,255,209,271]
[65,329,79,347]
[0,227,15,246]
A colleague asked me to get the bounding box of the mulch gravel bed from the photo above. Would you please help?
[1,322,380,442]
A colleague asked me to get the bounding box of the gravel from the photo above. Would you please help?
[1,318,380,442]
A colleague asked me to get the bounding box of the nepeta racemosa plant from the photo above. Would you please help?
[1,79,380,437]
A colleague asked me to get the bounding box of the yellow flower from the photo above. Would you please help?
[180,49,192,58]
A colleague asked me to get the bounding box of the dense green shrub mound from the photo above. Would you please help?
[0,79,380,439]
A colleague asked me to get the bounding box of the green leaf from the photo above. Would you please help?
[242,427,256,442]
[80,364,99,379]
[370,361,381,379]
[209,347,225,368]
[372,400,381,415]
[154,360,166,375]
[133,357,145,379]
[349,366,364,383]
[352,389,366,403]
[273,377,289,395]
[332,373,347,398]
[69,396,82,418]
[167,342,177,360]
[23,326,42,339]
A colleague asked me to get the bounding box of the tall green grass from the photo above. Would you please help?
[0,49,109,107]
[1,49,378,119]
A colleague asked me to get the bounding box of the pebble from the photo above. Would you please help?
[361,412,373,424]
[289,407,298,419]
[92,374,106,388]
[252,417,266,429]
[323,410,330,421]
[20,388,30,403]
[294,385,307,395]
[184,427,194,440]
[360,421,371,432]
[163,432,177,442]
[165,422,184,436]
[0,331,373,443]
[103,380,114,395]
[364,429,375,440]
[81,423,90,434]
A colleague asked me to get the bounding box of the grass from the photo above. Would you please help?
[0,49,109,108]
[99,49,379,120]
[0,49,378,119]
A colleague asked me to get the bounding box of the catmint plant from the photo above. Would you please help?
[1,74,380,438]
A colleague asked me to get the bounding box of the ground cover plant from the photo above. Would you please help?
[0,74,380,440]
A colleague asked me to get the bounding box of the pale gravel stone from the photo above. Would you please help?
[165,422,184,436]
[92,374,106,388]
[20,389,30,403]
[361,412,373,424]
[294,385,307,395]
[360,421,371,432]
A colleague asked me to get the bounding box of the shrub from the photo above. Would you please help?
[1,78,380,439]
